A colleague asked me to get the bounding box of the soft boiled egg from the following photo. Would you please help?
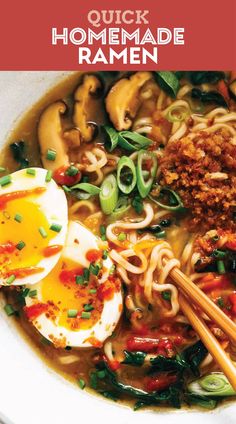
[0,168,68,286]
[24,221,123,348]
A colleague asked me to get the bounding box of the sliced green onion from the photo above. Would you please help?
[89,288,97,294]
[38,226,48,238]
[78,378,86,389]
[14,213,23,223]
[137,150,157,198]
[89,263,100,276]
[0,175,11,187]
[45,170,52,182]
[62,185,71,193]
[117,156,137,194]
[188,372,236,397]
[76,275,85,285]
[84,304,94,312]
[4,304,15,316]
[46,148,57,161]
[117,232,126,242]
[29,289,37,298]
[109,264,116,275]
[149,187,185,212]
[66,166,78,176]
[217,260,225,275]
[26,168,36,176]
[108,196,131,222]
[100,225,106,241]
[81,311,91,319]
[0,167,6,173]
[90,372,98,389]
[102,250,108,260]
[50,223,62,233]
[67,309,78,318]
[118,131,151,152]
[6,274,16,285]
[102,125,119,152]
[83,268,90,281]
[99,174,118,215]
[154,71,180,98]
[212,249,226,259]
[16,241,26,250]
[217,297,224,308]
[71,182,100,196]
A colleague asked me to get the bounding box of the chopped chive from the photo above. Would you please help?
[50,223,62,233]
[38,226,48,238]
[162,291,171,301]
[6,274,16,285]
[217,260,225,275]
[117,232,126,242]
[29,289,37,298]
[102,250,108,260]
[97,370,106,379]
[46,148,57,161]
[84,303,94,312]
[81,311,91,319]
[0,167,6,173]
[78,378,86,390]
[67,309,78,318]
[0,175,11,186]
[83,268,90,281]
[16,240,26,250]
[76,275,85,285]
[45,170,52,182]
[66,166,79,176]
[26,168,36,176]
[89,263,100,276]
[100,225,106,236]
[14,213,23,223]
[62,185,71,193]
[89,288,97,294]
[4,304,15,316]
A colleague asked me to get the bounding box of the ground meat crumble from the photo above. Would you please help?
[160,129,236,231]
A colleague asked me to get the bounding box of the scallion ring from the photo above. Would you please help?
[118,131,151,152]
[117,156,137,194]
[149,187,185,212]
[166,106,189,123]
[70,182,101,200]
[137,150,158,198]
[99,174,118,215]
[108,196,131,222]
[188,373,236,397]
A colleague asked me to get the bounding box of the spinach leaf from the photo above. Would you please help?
[10,141,29,169]
[191,88,228,108]
[154,71,180,98]
[149,354,188,373]
[188,71,225,85]
[122,351,147,366]
[182,340,208,377]
[185,393,217,410]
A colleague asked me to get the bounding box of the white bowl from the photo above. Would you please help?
[0,71,235,424]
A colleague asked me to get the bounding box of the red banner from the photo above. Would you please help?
[0,0,235,70]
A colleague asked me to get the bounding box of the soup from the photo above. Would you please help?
[1,71,236,411]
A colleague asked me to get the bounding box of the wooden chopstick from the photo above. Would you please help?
[170,267,236,344]
[179,294,236,391]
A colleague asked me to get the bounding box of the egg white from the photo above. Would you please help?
[0,168,68,286]
[25,221,123,348]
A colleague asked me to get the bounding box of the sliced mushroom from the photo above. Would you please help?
[105,72,153,131]
[73,75,102,143]
[38,101,70,171]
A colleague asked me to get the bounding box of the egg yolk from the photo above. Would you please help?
[0,198,55,275]
[41,259,104,331]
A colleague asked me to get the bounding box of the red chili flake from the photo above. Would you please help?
[24,303,48,321]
